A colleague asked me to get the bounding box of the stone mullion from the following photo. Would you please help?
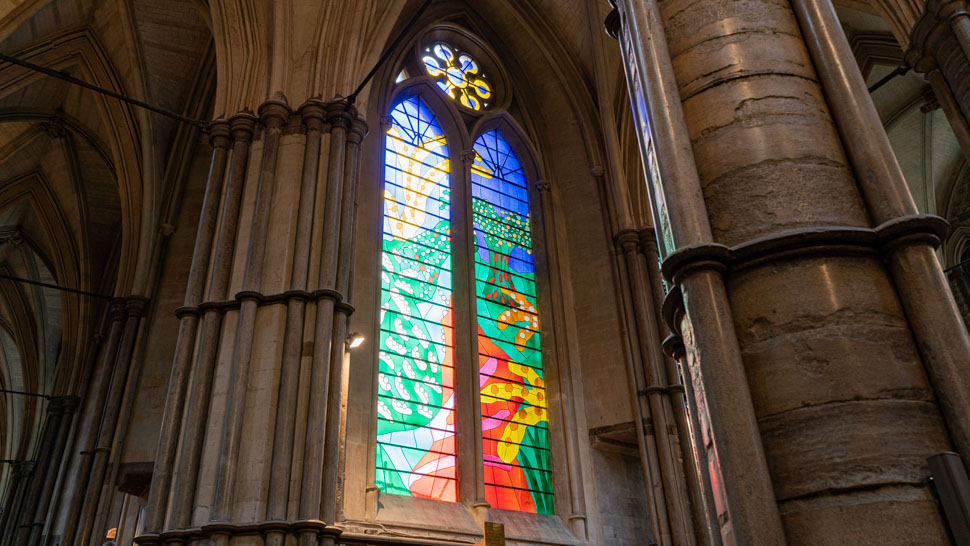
[296,103,349,546]
[608,1,786,543]
[163,113,256,539]
[25,396,77,546]
[141,121,232,538]
[613,231,671,544]
[208,99,289,529]
[638,230,719,546]
[263,102,327,546]
[794,0,970,470]
[455,149,486,515]
[76,296,149,545]
[49,299,127,544]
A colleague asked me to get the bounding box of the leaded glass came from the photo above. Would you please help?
[422,43,492,110]
[472,129,554,514]
[377,95,457,502]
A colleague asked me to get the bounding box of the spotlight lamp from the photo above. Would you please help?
[347,332,365,349]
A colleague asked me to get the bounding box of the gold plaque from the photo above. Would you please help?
[484,521,506,546]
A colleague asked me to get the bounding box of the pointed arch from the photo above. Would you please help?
[0,29,144,295]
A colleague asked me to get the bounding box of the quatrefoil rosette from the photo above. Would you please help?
[422,43,492,110]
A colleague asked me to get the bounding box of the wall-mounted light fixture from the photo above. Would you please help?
[347,333,365,349]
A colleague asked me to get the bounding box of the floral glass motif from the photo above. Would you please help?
[422,43,492,110]
[472,129,554,514]
[377,95,457,502]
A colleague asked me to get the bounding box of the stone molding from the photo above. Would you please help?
[138,520,340,545]
[174,288,354,319]
[659,215,951,354]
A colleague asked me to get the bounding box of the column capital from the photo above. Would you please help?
[614,229,641,252]
[326,101,354,130]
[347,116,369,144]
[258,98,291,129]
[15,460,36,476]
[461,150,477,166]
[299,101,328,132]
[125,295,151,318]
[61,396,80,413]
[109,299,128,321]
[47,396,65,414]
[207,121,231,149]
[535,180,551,192]
[229,111,257,143]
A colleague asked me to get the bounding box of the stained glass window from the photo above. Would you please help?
[472,129,554,514]
[422,43,492,110]
[377,95,457,502]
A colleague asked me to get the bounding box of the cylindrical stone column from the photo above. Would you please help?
[319,112,367,542]
[161,112,255,539]
[209,99,288,525]
[263,101,326,546]
[0,462,25,542]
[793,0,970,473]
[608,1,786,543]
[614,0,958,543]
[638,229,717,546]
[13,397,63,544]
[907,0,970,160]
[77,296,148,544]
[49,298,126,544]
[141,121,231,537]
[297,104,351,546]
[26,396,77,546]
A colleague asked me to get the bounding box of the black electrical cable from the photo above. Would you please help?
[346,0,434,106]
[0,389,49,399]
[0,52,206,128]
[944,257,970,273]
[0,273,113,300]
[868,65,910,93]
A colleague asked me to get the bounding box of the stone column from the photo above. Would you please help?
[12,397,63,544]
[161,113,256,539]
[263,101,326,546]
[607,1,785,543]
[140,121,231,537]
[906,0,970,160]
[25,396,77,546]
[610,0,958,543]
[136,101,366,546]
[0,462,26,542]
[48,298,126,544]
[77,296,148,545]
[1,460,35,544]
[793,0,970,475]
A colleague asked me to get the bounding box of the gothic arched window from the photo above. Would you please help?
[375,34,554,515]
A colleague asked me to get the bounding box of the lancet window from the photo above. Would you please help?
[375,36,554,515]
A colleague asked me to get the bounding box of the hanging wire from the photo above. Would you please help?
[0,389,49,399]
[0,273,113,300]
[346,0,434,106]
[0,52,206,128]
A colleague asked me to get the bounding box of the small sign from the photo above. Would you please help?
[484,521,505,546]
